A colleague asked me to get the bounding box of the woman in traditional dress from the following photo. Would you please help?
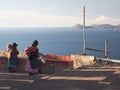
[8,43,19,73]
[25,40,39,75]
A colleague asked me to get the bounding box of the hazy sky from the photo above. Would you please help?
[0,0,119,27]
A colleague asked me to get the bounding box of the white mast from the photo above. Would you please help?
[83,6,86,55]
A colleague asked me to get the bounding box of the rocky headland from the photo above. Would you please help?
[72,24,120,31]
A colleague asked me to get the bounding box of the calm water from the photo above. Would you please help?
[0,28,120,59]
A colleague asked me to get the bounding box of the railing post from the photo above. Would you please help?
[105,40,108,59]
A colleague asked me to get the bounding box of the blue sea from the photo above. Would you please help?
[0,28,120,60]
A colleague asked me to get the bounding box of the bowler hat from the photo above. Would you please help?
[12,42,18,46]
[33,40,38,45]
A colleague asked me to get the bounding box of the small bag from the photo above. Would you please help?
[41,58,46,64]
[38,56,46,64]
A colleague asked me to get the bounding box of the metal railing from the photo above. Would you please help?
[85,40,108,59]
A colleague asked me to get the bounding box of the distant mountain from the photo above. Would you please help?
[91,24,115,29]
[72,24,120,31]
[72,24,83,28]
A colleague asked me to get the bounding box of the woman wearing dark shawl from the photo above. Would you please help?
[25,40,39,75]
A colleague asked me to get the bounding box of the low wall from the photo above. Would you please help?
[71,54,96,69]
[0,50,28,72]
[0,50,96,73]
[0,50,73,74]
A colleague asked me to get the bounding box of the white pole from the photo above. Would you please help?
[83,6,86,55]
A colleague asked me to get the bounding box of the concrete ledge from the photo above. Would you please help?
[0,50,96,73]
[71,54,95,69]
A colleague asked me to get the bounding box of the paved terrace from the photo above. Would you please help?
[0,66,120,90]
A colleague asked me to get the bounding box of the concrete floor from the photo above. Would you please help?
[0,67,120,90]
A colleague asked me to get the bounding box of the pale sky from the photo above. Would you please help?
[0,0,120,27]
